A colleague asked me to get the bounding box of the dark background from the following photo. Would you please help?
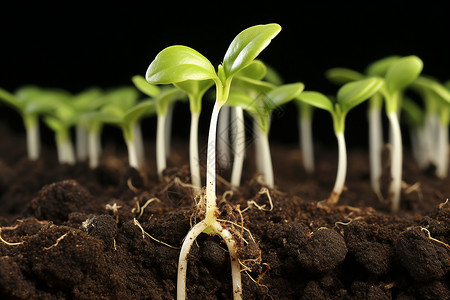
[1,1,449,149]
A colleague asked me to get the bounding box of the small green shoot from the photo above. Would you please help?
[298,78,383,205]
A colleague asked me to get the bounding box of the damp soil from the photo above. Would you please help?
[0,122,449,300]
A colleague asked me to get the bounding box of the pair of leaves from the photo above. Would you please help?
[297,78,383,132]
[145,23,282,103]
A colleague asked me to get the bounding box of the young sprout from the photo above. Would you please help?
[295,101,315,173]
[228,82,304,188]
[0,86,63,160]
[401,96,428,169]
[146,23,281,299]
[172,79,214,193]
[71,87,103,162]
[378,56,423,212]
[297,78,383,205]
[410,76,450,178]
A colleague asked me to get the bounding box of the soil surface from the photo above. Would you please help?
[0,122,449,299]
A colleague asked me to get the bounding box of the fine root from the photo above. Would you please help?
[0,225,24,246]
[421,227,450,250]
[105,202,122,223]
[439,198,449,209]
[44,232,69,250]
[132,197,161,219]
[133,218,179,249]
[242,187,274,212]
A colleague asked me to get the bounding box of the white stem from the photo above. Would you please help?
[387,112,403,213]
[88,131,101,169]
[58,140,76,165]
[177,221,208,300]
[133,123,145,169]
[165,103,174,158]
[368,107,383,196]
[156,114,167,179]
[231,107,245,189]
[205,103,221,225]
[436,124,448,179]
[126,139,139,169]
[189,112,201,193]
[217,105,231,169]
[26,124,40,160]
[253,119,264,175]
[424,114,439,167]
[258,128,274,188]
[329,131,347,205]
[76,125,88,161]
[300,117,315,173]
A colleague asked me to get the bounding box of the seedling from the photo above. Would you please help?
[146,23,281,299]
[228,81,304,188]
[409,76,450,178]
[295,100,315,173]
[172,79,214,192]
[0,86,68,160]
[297,78,383,205]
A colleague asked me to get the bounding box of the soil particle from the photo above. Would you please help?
[395,226,450,282]
[82,214,118,250]
[295,228,347,274]
[201,238,229,270]
[28,179,94,224]
[349,281,391,300]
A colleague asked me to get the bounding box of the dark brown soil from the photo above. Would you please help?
[0,122,449,299]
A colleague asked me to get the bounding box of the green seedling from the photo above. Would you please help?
[71,87,103,162]
[401,96,428,169]
[173,79,214,192]
[378,56,423,212]
[146,23,281,299]
[297,78,383,205]
[228,81,304,188]
[410,76,450,178]
[0,86,67,160]
[295,101,315,173]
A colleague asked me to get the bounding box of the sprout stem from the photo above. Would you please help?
[76,124,88,161]
[256,126,274,188]
[436,123,448,179]
[165,103,175,158]
[26,122,40,161]
[88,131,101,169]
[299,117,315,173]
[368,106,383,197]
[189,112,201,193]
[126,139,139,169]
[133,123,145,169]
[231,106,245,189]
[387,111,403,213]
[156,114,167,179]
[57,139,76,165]
[328,131,347,205]
[217,105,231,169]
[205,103,221,225]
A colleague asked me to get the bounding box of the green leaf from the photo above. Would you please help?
[325,68,365,84]
[231,76,276,97]
[264,64,284,85]
[73,87,103,111]
[155,86,185,115]
[385,55,423,94]
[235,60,267,80]
[264,82,305,111]
[146,45,217,84]
[337,77,383,113]
[226,92,257,112]
[297,91,334,113]
[103,87,139,112]
[222,23,281,79]
[412,76,450,104]
[0,88,21,110]
[123,100,156,125]
[132,75,161,98]
[365,55,401,76]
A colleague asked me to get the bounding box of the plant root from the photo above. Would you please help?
[133,218,179,249]
[421,227,450,250]
[0,225,24,246]
[44,232,69,250]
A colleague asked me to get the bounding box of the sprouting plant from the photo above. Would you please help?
[70,87,103,162]
[295,99,315,173]
[297,78,383,205]
[172,79,214,192]
[146,23,281,299]
[228,81,304,188]
[409,76,450,178]
[0,86,68,160]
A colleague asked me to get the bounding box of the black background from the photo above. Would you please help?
[1,1,449,148]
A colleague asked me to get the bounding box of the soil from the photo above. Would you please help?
[0,122,449,300]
